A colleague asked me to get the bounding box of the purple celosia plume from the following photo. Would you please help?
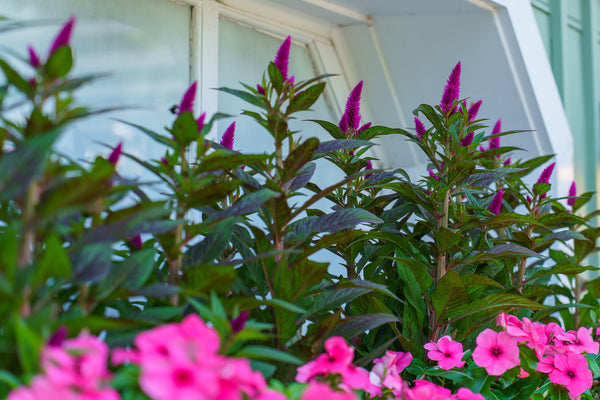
[488,119,501,153]
[503,158,511,166]
[220,122,235,150]
[197,112,206,132]
[415,117,426,141]
[130,235,143,250]
[468,100,482,121]
[231,311,249,333]
[537,162,556,184]
[108,142,122,165]
[28,46,40,68]
[48,16,75,56]
[160,157,168,166]
[489,188,503,214]
[340,81,363,133]
[568,181,577,207]
[47,326,68,347]
[461,131,474,147]
[178,81,197,115]
[256,84,265,95]
[365,160,373,179]
[358,122,371,136]
[440,62,461,114]
[274,36,291,81]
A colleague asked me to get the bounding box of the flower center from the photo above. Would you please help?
[567,370,576,379]
[444,352,452,358]
[173,369,193,385]
[491,347,502,357]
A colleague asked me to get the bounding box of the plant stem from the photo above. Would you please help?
[436,190,450,283]
[18,180,39,318]
[169,213,184,305]
[516,227,533,293]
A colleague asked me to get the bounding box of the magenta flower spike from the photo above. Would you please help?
[130,235,143,250]
[160,157,169,166]
[338,113,348,133]
[365,160,373,179]
[415,117,426,141]
[489,119,501,154]
[28,46,40,68]
[274,36,291,81]
[256,84,265,95]
[468,100,482,121]
[568,181,577,206]
[537,162,556,184]
[503,157,511,166]
[461,131,474,147]
[47,326,68,347]
[48,16,76,56]
[344,81,363,132]
[108,142,123,165]
[358,122,371,135]
[231,311,249,333]
[220,122,235,150]
[197,112,206,132]
[440,62,461,114]
[178,81,197,115]
[489,188,503,214]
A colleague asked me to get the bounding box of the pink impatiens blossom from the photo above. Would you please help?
[370,351,412,396]
[440,62,461,114]
[274,36,291,81]
[555,327,599,355]
[178,81,197,115]
[472,329,520,375]
[220,122,235,150]
[300,382,358,400]
[48,16,75,57]
[568,181,577,207]
[424,336,465,370]
[455,387,485,400]
[296,336,371,392]
[548,353,593,398]
[489,188,503,215]
[405,380,453,400]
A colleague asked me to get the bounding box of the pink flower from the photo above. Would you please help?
[130,235,143,249]
[537,162,556,185]
[48,16,75,56]
[197,112,206,132]
[28,46,40,68]
[472,329,520,375]
[415,117,426,141]
[364,160,373,179]
[548,353,592,398]
[424,336,465,370]
[568,181,577,207]
[231,311,248,333]
[256,84,266,95]
[406,380,452,400]
[107,142,122,165]
[503,157,511,166]
[296,336,371,391]
[440,62,461,114]
[370,351,411,395]
[358,122,371,135]
[489,188,503,215]
[467,100,482,121]
[178,82,197,115]
[220,122,235,150]
[300,382,358,400]
[556,327,599,355]
[47,326,68,347]
[274,36,291,81]
[455,387,485,400]
[461,131,474,146]
[488,119,501,153]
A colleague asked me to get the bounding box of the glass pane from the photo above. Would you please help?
[0,0,191,183]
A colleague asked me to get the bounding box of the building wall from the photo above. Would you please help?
[531,0,600,206]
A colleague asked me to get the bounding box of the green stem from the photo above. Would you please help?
[436,191,450,283]
[516,227,533,293]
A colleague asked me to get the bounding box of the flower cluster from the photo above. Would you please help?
[8,332,119,400]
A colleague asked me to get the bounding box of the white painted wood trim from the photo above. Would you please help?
[486,0,574,195]
[197,0,220,140]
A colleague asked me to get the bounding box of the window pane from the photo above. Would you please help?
[1,0,191,181]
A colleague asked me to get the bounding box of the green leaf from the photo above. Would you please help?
[530,264,598,280]
[113,119,175,148]
[462,293,543,319]
[209,188,280,220]
[72,243,113,283]
[218,87,267,109]
[313,139,373,157]
[0,222,19,285]
[287,82,326,113]
[234,345,303,365]
[268,62,284,93]
[34,234,72,287]
[533,182,551,196]
[45,46,73,79]
[288,162,315,191]
[463,244,541,264]
[282,137,320,182]
[170,111,198,145]
[186,264,236,293]
[287,208,382,241]
[310,119,344,140]
[306,287,371,316]
[0,59,31,94]
[432,270,469,321]
[0,369,21,389]
[330,313,400,339]
[186,220,234,266]
[96,248,156,298]
[14,316,42,375]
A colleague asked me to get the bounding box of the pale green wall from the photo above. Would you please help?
[531,0,600,207]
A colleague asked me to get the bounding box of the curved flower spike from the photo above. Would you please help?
[567,181,577,207]
[415,117,426,141]
[461,131,474,147]
[220,122,235,150]
[440,62,461,114]
[342,81,363,133]
[28,46,40,68]
[178,82,197,115]
[489,188,503,214]
[467,100,482,121]
[536,162,555,185]
[48,16,76,57]
[274,36,291,81]
[108,142,123,165]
